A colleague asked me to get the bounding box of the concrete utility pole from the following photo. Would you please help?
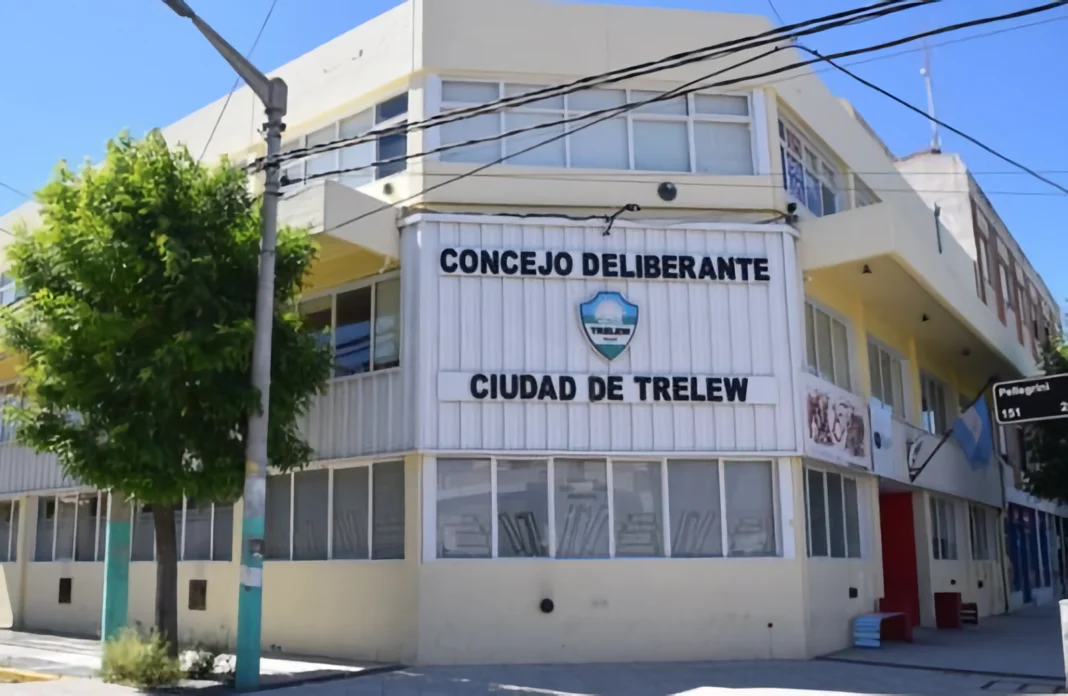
[161,1,287,690]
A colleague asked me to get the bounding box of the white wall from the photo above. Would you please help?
[404,215,802,455]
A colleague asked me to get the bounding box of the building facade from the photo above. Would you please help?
[0,0,1062,665]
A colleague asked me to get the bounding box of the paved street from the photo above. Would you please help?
[0,604,1065,694]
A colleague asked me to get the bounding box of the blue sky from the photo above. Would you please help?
[1,0,1065,302]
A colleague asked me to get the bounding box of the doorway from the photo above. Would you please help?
[879,491,921,626]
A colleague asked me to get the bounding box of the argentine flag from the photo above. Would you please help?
[952,397,994,468]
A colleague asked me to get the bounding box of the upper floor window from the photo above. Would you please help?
[804,466,862,559]
[868,339,905,419]
[804,301,851,391]
[779,118,839,217]
[299,276,400,378]
[438,80,755,175]
[999,263,1014,311]
[920,371,949,435]
[853,176,879,208]
[975,236,991,291]
[280,92,409,192]
[0,500,18,563]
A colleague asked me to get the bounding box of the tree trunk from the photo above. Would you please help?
[152,503,180,658]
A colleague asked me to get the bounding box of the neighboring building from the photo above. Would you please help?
[0,0,1061,665]
[897,151,1068,610]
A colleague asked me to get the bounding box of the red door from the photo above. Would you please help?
[880,492,921,626]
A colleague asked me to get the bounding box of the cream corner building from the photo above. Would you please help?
[0,0,1063,665]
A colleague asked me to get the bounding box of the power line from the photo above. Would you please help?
[796,44,1068,196]
[767,0,786,25]
[309,1,1068,238]
[292,2,1060,187]
[450,172,1068,198]
[197,0,279,164]
[0,181,30,200]
[258,0,929,169]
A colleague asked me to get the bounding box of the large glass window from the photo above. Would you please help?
[439,81,754,175]
[497,460,549,558]
[279,92,409,192]
[805,302,851,390]
[868,339,905,419]
[930,496,958,560]
[0,383,22,443]
[264,462,406,561]
[299,277,400,378]
[437,459,492,558]
[181,500,232,562]
[779,117,840,216]
[434,458,777,560]
[921,372,950,435]
[804,466,862,559]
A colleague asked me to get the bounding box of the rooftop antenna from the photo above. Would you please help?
[920,41,942,154]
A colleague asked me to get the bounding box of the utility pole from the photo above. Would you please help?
[161,1,286,690]
[920,42,942,154]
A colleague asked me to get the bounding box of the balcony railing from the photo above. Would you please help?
[298,368,409,461]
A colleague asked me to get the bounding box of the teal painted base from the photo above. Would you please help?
[100,519,131,643]
[234,514,265,691]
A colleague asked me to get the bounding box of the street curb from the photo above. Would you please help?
[194,663,405,694]
[0,666,62,682]
[815,655,1064,683]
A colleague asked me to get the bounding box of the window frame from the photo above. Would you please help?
[969,504,993,561]
[279,91,410,194]
[920,371,950,435]
[431,456,780,561]
[804,300,853,392]
[299,272,402,378]
[263,459,406,562]
[438,79,757,175]
[930,496,958,561]
[803,465,863,560]
[779,116,843,217]
[0,499,18,563]
[867,337,906,420]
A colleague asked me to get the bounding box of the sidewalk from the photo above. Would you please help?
[825,602,1066,680]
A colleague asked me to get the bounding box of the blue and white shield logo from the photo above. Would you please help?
[579,291,639,361]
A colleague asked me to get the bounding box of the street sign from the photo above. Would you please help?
[992,374,1068,425]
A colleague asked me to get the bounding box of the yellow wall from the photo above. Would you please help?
[0,564,18,627]
[415,558,807,664]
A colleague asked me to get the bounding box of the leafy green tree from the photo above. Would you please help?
[1022,339,1068,504]
[0,131,331,655]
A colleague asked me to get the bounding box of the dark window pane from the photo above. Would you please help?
[376,93,408,123]
[376,133,407,178]
[333,467,369,559]
[265,475,291,560]
[35,498,54,562]
[293,470,328,561]
[827,473,846,558]
[497,460,549,558]
[335,287,372,376]
[213,504,233,562]
[74,494,98,561]
[372,462,405,559]
[806,470,827,557]
[131,504,154,561]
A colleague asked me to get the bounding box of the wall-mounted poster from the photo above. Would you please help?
[803,372,871,469]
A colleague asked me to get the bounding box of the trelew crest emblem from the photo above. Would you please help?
[579,291,639,361]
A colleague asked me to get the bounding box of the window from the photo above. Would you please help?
[265,462,406,561]
[853,176,879,208]
[435,458,776,559]
[920,372,949,435]
[780,118,840,216]
[1039,511,1052,587]
[0,500,18,563]
[804,467,862,559]
[131,503,155,561]
[34,493,107,562]
[439,80,754,175]
[868,340,905,419]
[182,500,233,562]
[804,302,851,390]
[0,383,22,443]
[976,236,991,290]
[279,92,409,192]
[1000,263,1014,310]
[969,504,992,560]
[930,496,958,560]
[0,273,25,307]
[299,276,401,377]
